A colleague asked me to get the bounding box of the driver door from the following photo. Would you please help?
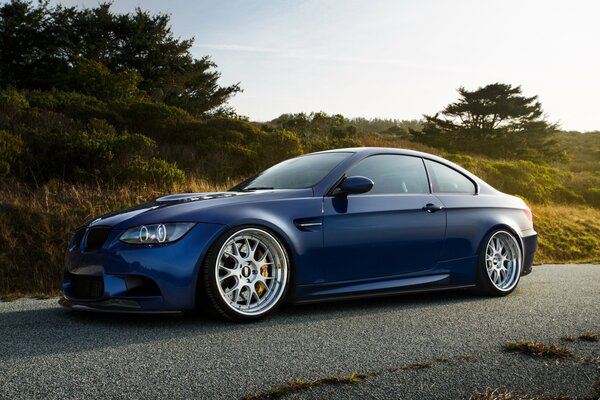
[322,154,446,283]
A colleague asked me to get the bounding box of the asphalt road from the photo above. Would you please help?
[1,264,599,400]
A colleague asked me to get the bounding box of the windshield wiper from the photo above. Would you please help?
[242,186,275,191]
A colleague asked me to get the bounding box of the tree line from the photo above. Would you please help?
[0,0,591,188]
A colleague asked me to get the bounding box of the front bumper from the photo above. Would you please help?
[62,222,227,312]
[58,297,183,314]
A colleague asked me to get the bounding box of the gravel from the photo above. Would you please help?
[0,264,598,400]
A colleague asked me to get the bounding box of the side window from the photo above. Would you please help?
[346,155,430,194]
[425,160,475,194]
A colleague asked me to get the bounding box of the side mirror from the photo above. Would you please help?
[335,176,374,196]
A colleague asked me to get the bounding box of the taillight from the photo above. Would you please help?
[522,208,533,223]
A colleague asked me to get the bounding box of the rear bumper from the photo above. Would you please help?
[521,232,538,276]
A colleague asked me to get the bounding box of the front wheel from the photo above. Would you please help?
[201,226,290,322]
[476,229,522,296]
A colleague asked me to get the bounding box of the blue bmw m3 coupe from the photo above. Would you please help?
[60,148,538,321]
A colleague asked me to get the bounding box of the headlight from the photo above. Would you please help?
[119,223,195,244]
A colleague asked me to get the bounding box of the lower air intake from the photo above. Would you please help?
[69,274,104,299]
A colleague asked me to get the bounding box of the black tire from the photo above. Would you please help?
[475,229,523,296]
[200,225,291,322]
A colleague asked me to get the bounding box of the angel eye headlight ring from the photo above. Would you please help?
[120,223,195,245]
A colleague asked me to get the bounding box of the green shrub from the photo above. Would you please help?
[0,88,29,109]
[443,153,476,169]
[462,159,582,204]
[120,101,195,138]
[68,58,148,103]
[584,188,600,208]
[0,130,24,176]
[0,88,30,124]
[22,123,181,184]
[125,156,185,186]
[163,118,303,181]
[25,89,121,123]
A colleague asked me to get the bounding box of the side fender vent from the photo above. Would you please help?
[293,217,323,232]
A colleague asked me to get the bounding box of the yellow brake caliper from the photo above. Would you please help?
[256,264,269,297]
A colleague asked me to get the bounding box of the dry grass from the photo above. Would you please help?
[504,341,573,359]
[578,332,600,342]
[532,204,600,264]
[242,372,376,400]
[560,332,600,343]
[560,336,576,342]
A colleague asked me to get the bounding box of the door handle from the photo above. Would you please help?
[422,203,443,213]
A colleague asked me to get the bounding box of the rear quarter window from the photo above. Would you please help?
[425,159,476,194]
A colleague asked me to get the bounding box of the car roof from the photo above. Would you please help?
[309,147,447,163]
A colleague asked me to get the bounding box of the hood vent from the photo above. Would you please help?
[154,192,244,205]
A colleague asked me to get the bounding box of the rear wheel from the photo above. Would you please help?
[476,230,522,296]
[201,226,290,322]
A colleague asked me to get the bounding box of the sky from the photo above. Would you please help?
[54,0,599,131]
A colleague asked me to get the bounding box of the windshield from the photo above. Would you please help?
[230,152,352,191]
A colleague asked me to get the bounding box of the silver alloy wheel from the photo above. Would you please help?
[485,230,522,292]
[214,228,288,316]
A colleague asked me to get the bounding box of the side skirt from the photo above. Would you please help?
[293,284,477,305]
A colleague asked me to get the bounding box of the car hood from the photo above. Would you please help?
[87,189,314,229]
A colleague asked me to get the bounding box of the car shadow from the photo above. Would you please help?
[0,289,486,361]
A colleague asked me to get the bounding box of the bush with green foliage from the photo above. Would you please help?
[125,156,185,186]
[163,118,304,181]
[0,84,307,185]
[0,130,24,176]
[68,58,148,103]
[267,112,363,152]
[0,87,186,185]
[120,101,196,139]
[25,89,120,123]
[445,154,583,205]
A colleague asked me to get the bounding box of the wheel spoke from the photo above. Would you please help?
[245,286,253,307]
[218,266,234,280]
[243,238,252,257]
[226,278,240,292]
[232,242,240,256]
[258,248,270,263]
[249,239,259,259]
[225,280,242,303]
[224,248,242,263]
